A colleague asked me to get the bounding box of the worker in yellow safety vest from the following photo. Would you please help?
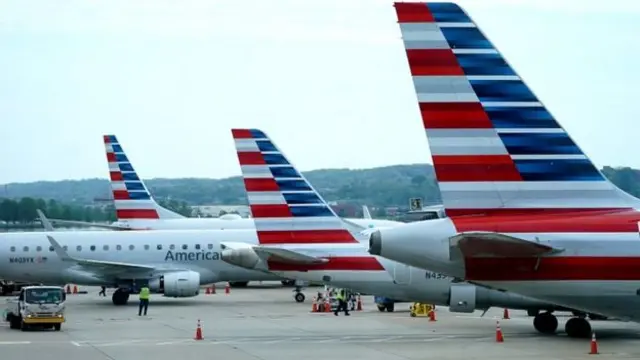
[138,285,150,316]
[334,288,350,316]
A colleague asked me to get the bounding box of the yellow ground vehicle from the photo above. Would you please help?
[409,303,433,317]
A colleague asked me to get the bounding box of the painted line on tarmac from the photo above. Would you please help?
[0,341,31,345]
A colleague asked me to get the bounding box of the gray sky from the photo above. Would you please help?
[1,0,639,184]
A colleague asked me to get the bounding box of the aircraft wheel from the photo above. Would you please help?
[386,303,395,312]
[294,293,305,303]
[377,304,386,312]
[533,312,558,334]
[112,289,130,306]
[565,317,591,338]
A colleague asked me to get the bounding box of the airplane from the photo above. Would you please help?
[368,2,640,338]
[218,128,572,316]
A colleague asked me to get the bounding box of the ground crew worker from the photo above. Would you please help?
[98,286,106,297]
[138,285,150,316]
[334,288,350,316]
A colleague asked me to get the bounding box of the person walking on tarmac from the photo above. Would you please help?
[98,286,106,297]
[334,288,350,316]
[138,284,150,316]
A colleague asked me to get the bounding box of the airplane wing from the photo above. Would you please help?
[253,246,329,265]
[362,205,372,220]
[36,209,55,231]
[46,219,131,231]
[449,232,565,258]
[46,235,161,277]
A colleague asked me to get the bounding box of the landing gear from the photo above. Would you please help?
[229,281,249,288]
[112,288,130,306]
[376,303,395,312]
[294,292,305,303]
[533,311,558,334]
[565,317,591,338]
[527,309,539,317]
[281,280,296,287]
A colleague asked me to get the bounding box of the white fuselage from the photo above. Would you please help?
[0,230,278,285]
[372,217,640,321]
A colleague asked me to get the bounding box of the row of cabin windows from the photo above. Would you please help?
[9,243,216,253]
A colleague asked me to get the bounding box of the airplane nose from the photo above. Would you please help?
[368,230,382,256]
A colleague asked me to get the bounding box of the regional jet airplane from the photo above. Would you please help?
[219,128,570,316]
[369,2,640,338]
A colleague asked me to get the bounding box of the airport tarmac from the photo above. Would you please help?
[1,282,640,359]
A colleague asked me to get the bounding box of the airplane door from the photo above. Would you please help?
[393,263,412,285]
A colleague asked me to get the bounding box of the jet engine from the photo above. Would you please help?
[448,283,476,313]
[221,247,263,270]
[148,271,200,298]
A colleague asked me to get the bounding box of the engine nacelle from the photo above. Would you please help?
[448,283,476,313]
[221,247,263,270]
[148,271,200,298]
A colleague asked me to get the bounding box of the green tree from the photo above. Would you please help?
[46,199,61,219]
[17,197,37,223]
[0,199,19,223]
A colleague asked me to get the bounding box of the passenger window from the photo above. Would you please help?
[76,246,82,252]
[103,245,109,251]
[23,246,29,252]
[36,246,42,252]
[195,244,201,250]
[170,244,175,250]
[207,244,213,250]
[182,244,188,250]
[90,245,96,251]
[129,245,135,250]
[157,244,163,250]
[49,246,54,252]
[10,246,15,252]
[144,245,150,250]
[116,245,122,251]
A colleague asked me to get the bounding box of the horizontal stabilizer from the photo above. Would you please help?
[449,232,564,258]
[254,246,329,265]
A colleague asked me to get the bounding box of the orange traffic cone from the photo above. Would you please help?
[325,299,332,313]
[211,284,216,294]
[73,285,78,294]
[589,332,598,354]
[311,297,318,313]
[205,287,211,295]
[225,282,230,294]
[66,285,71,294]
[194,319,203,340]
[496,321,504,342]
[356,296,363,311]
[503,308,510,319]
[428,309,437,322]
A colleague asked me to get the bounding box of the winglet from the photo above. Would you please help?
[37,209,55,232]
[46,235,74,262]
[362,205,372,220]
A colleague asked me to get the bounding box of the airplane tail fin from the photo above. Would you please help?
[103,135,184,220]
[231,128,359,245]
[394,2,639,216]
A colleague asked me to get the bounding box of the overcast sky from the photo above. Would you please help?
[1,0,639,184]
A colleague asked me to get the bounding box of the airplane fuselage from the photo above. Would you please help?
[372,216,640,322]
[113,218,401,231]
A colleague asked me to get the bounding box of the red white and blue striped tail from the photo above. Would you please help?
[231,128,359,245]
[103,135,183,220]
[395,2,640,217]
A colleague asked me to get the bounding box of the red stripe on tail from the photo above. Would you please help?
[250,204,292,218]
[112,190,130,200]
[451,208,640,233]
[466,256,640,281]
[103,135,112,144]
[244,178,279,192]
[421,102,493,129]
[406,49,464,76]
[268,256,384,271]
[232,129,254,139]
[109,171,123,181]
[432,155,523,182]
[237,152,266,165]
[106,152,116,162]
[394,2,435,23]
[116,209,159,219]
[257,230,358,244]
